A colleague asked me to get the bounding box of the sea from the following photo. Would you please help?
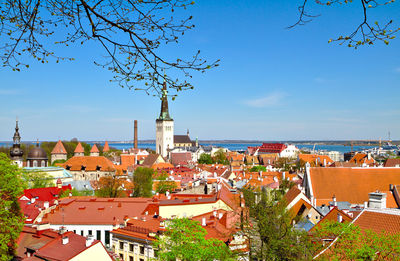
[0,141,375,154]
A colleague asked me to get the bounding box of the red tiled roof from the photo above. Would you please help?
[20,185,72,202]
[41,197,153,225]
[103,141,110,152]
[353,209,400,234]
[90,144,100,153]
[258,143,287,154]
[170,152,192,166]
[384,158,400,167]
[299,154,333,166]
[51,140,67,155]
[284,186,302,205]
[62,156,116,171]
[16,227,107,261]
[74,142,84,153]
[349,153,375,166]
[310,207,353,231]
[309,167,400,206]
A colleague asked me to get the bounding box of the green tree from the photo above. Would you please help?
[155,181,177,194]
[249,165,267,172]
[154,218,233,261]
[95,175,126,198]
[0,1,218,96]
[312,221,400,260]
[132,167,153,198]
[0,153,26,260]
[198,153,214,164]
[290,1,398,48]
[59,188,93,198]
[23,171,54,188]
[213,149,229,165]
[241,186,313,260]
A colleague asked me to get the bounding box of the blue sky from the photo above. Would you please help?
[1,1,400,141]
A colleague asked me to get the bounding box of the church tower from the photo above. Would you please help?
[10,119,24,167]
[156,81,174,158]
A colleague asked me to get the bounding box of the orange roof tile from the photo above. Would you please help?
[74,142,84,153]
[90,144,99,153]
[51,140,67,154]
[349,153,375,166]
[41,197,153,225]
[103,141,110,152]
[310,207,353,231]
[62,156,116,171]
[309,167,400,206]
[299,154,333,166]
[353,209,400,234]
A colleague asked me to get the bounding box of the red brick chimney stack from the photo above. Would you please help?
[134,120,138,149]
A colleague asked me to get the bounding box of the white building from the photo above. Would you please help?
[280,144,299,158]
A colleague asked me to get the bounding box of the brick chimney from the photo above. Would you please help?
[368,191,387,209]
[134,120,138,149]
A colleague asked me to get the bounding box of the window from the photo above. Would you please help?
[129,244,134,252]
[119,241,124,250]
[105,231,110,246]
[41,160,46,167]
[73,230,76,234]
[88,230,92,235]
[129,257,133,261]
[96,230,101,241]
[140,246,144,255]
[33,160,38,167]
[80,231,84,236]
[119,254,124,260]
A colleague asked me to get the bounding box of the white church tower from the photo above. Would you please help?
[156,81,174,158]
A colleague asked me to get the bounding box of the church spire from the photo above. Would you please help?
[13,118,21,145]
[158,80,172,120]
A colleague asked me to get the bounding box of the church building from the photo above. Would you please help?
[10,119,24,167]
[156,82,174,158]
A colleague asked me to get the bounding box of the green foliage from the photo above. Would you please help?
[155,181,177,194]
[213,149,229,165]
[198,153,213,164]
[59,188,93,198]
[0,153,26,260]
[23,171,53,189]
[312,221,400,260]
[242,187,313,260]
[132,167,153,198]
[249,165,267,172]
[154,218,233,261]
[95,175,126,198]
[51,159,66,166]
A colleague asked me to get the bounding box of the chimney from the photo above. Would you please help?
[364,201,368,208]
[43,201,49,209]
[367,152,371,160]
[337,213,343,223]
[218,213,223,219]
[323,158,327,167]
[62,236,69,245]
[202,217,206,226]
[332,195,337,206]
[134,120,138,149]
[368,191,387,209]
[213,210,217,217]
[31,197,36,204]
[86,235,95,247]
[282,172,285,180]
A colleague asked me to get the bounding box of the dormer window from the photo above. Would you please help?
[66,165,71,170]
[96,165,101,171]
[81,165,86,171]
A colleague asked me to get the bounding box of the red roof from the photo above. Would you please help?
[353,209,400,234]
[41,197,153,225]
[62,156,116,171]
[103,141,110,152]
[170,152,192,166]
[51,140,67,155]
[17,226,109,261]
[20,185,72,202]
[90,144,100,153]
[74,142,84,153]
[250,143,287,154]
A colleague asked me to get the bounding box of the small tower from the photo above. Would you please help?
[103,141,110,153]
[51,140,67,164]
[156,81,174,158]
[10,119,24,167]
[74,142,85,157]
[90,144,100,156]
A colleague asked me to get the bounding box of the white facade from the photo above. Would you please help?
[280,144,299,158]
[48,224,114,249]
[156,119,174,158]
